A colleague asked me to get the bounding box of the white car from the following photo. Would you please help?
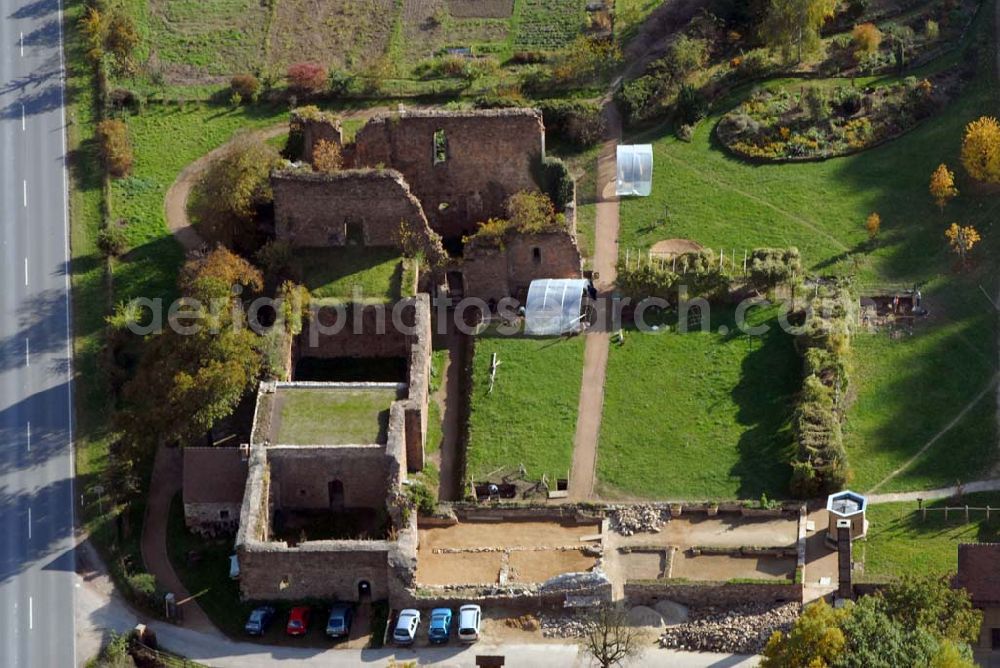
[457,604,481,643]
[393,609,420,645]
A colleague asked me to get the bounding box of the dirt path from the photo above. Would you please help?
[867,476,1000,504]
[568,102,622,501]
[140,445,215,632]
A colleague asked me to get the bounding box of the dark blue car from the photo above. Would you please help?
[428,607,453,644]
[244,605,276,636]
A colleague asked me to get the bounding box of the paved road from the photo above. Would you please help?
[0,0,76,666]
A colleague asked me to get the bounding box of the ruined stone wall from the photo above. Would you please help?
[184,503,241,536]
[298,303,415,359]
[355,109,545,240]
[268,445,390,510]
[290,107,343,165]
[462,231,583,303]
[623,581,803,608]
[271,169,443,261]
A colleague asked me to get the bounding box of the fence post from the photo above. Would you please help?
[944,507,949,520]
[988,506,991,521]
[965,505,970,522]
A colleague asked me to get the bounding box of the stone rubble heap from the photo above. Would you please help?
[540,614,589,638]
[658,602,800,655]
[612,505,665,535]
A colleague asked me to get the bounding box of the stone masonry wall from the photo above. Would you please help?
[271,169,444,263]
[268,445,390,510]
[462,231,583,303]
[624,581,803,608]
[290,107,343,165]
[184,502,241,536]
[298,301,417,359]
[354,109,545,240]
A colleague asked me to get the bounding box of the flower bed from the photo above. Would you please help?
[716,73,956,162]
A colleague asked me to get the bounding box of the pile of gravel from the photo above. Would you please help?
[612,505,665,535]
[658,602,800,654]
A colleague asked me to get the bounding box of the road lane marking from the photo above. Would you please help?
[20,32,24,57]
[25,339,29,367]
[28,597,32,630]
[23,180,27,207]
[22,105,25,131]
[25,257,28,286]
[27,507,32,540]
[27,422,31,452]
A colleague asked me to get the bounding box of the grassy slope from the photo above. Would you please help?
[860,493,1000,580]
[598,305,800,499]
[466,335,585,484]
[616,15,999,493]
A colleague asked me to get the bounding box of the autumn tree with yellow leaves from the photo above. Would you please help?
[865,212,881,240]
[945,223,981,266]
[929,163,958,212]
[961,117,1000,184]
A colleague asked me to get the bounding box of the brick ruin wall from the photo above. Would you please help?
[623,581,803,608]
[272,169,444,263]
[290,108,343,165]
[354,109,545,240]
[462,232,583,303]
[184,502,241,536]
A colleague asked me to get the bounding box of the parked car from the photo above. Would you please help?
[457,604,481,643]
[286,606,311,636]
[393,609,421,645]
[428,608,452,644]
[325,603,353,639]
[243,605,275,636]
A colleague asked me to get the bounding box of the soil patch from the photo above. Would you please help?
[650,238,704,257]
[508,549,596,582]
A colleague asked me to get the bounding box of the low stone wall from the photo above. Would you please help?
[624,580,803,608]
[451,503,603,526]
[184,502,241,536]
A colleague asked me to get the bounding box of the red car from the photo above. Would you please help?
[286,606,311,636]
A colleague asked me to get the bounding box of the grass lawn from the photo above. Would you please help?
[275,388,398,445]
[466,335,585,484]
[859,493,1000,581]
[293,247,403,303]
[597,304,799,500]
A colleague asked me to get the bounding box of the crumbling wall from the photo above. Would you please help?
[462,231,583,303]
[290,107,343,164]
[184,502,241,536]
[624,581,803,608]
[355,109,546,240]
[271,169,444,263]
[268,445,391,510]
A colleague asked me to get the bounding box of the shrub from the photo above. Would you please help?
[832,86,863,115]
[230,73,260,101]
[537,99,606,147]
[676,123,694,142]
[96,119,133,178]
[97,222,129,257]
[803,86,830,122]
[616,75,662,124]
[846,0,870,20]
[328,68,354,96]
[312,139,342,173]
[925,19,940,41]
[287,61,328,94]
[406,481,436,516]
[538,156,574,209]
[675,85,708,125]
[126,572,158,609]
[851,23,882,60]
[664,35,709,83]
[737,51,772,80]
[747,247,802,292]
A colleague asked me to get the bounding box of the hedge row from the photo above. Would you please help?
[790,281,855,498]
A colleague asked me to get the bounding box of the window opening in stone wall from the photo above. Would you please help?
[345,220,364,245]
[219,509,230,520]
[532,247,541,264]
[433,129,447,164]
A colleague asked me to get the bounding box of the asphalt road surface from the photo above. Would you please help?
[0,0,76,665]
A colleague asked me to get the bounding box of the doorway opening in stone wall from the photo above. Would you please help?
[358,580,371,601]
[446,270,465,299]
[328,480,345,511]
[345,220,364,245]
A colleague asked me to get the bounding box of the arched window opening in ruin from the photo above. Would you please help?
[358,580,371,600]
[345,220,364,244]
[328,480,345,511]
[532,247,541,264]
[433,129,448,164]
[219,509,230,520]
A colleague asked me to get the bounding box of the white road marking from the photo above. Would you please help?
[25,339,29,367]
[27,507,32,540]
[21,105,25,131]
[20,32,24,57]
[28,597,33,630]
[27,422,31,452]
[24,257,28,286]
[23,180,27,207]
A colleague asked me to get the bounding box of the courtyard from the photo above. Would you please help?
[270,386,400,445]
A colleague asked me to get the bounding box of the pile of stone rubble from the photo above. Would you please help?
[611,505,665,535]
[540,614,589,638]
[658,602,800,654]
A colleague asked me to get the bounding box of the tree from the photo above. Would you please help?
[287,61,328,94]
[761,599,846,667]
[312,139,342,173]
[880,574,982,646]
[231,73,261,101]
[762,0,838,63]
[506,190,562,233]
[196,133,282,226]
[747,247,803,293]
[865,212,881,240]
[78,4,139,75]
[945,223,981,266]
[96,119,133,178]
[851,23,882,60]
[961,116,1000,184]
[835,596,940,667]
[579,605,643,668]
[929,163,959,212]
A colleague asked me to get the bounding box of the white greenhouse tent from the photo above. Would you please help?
[616,144,653,197]
[524,278,590,336]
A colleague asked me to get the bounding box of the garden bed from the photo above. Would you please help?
[716,72,959,162]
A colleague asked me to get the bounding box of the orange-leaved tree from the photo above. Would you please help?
[865,212,881,240]
[944,223,981,266]
[928,163,958,212]
[313,139,342,174]
[961,116,1000,184]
